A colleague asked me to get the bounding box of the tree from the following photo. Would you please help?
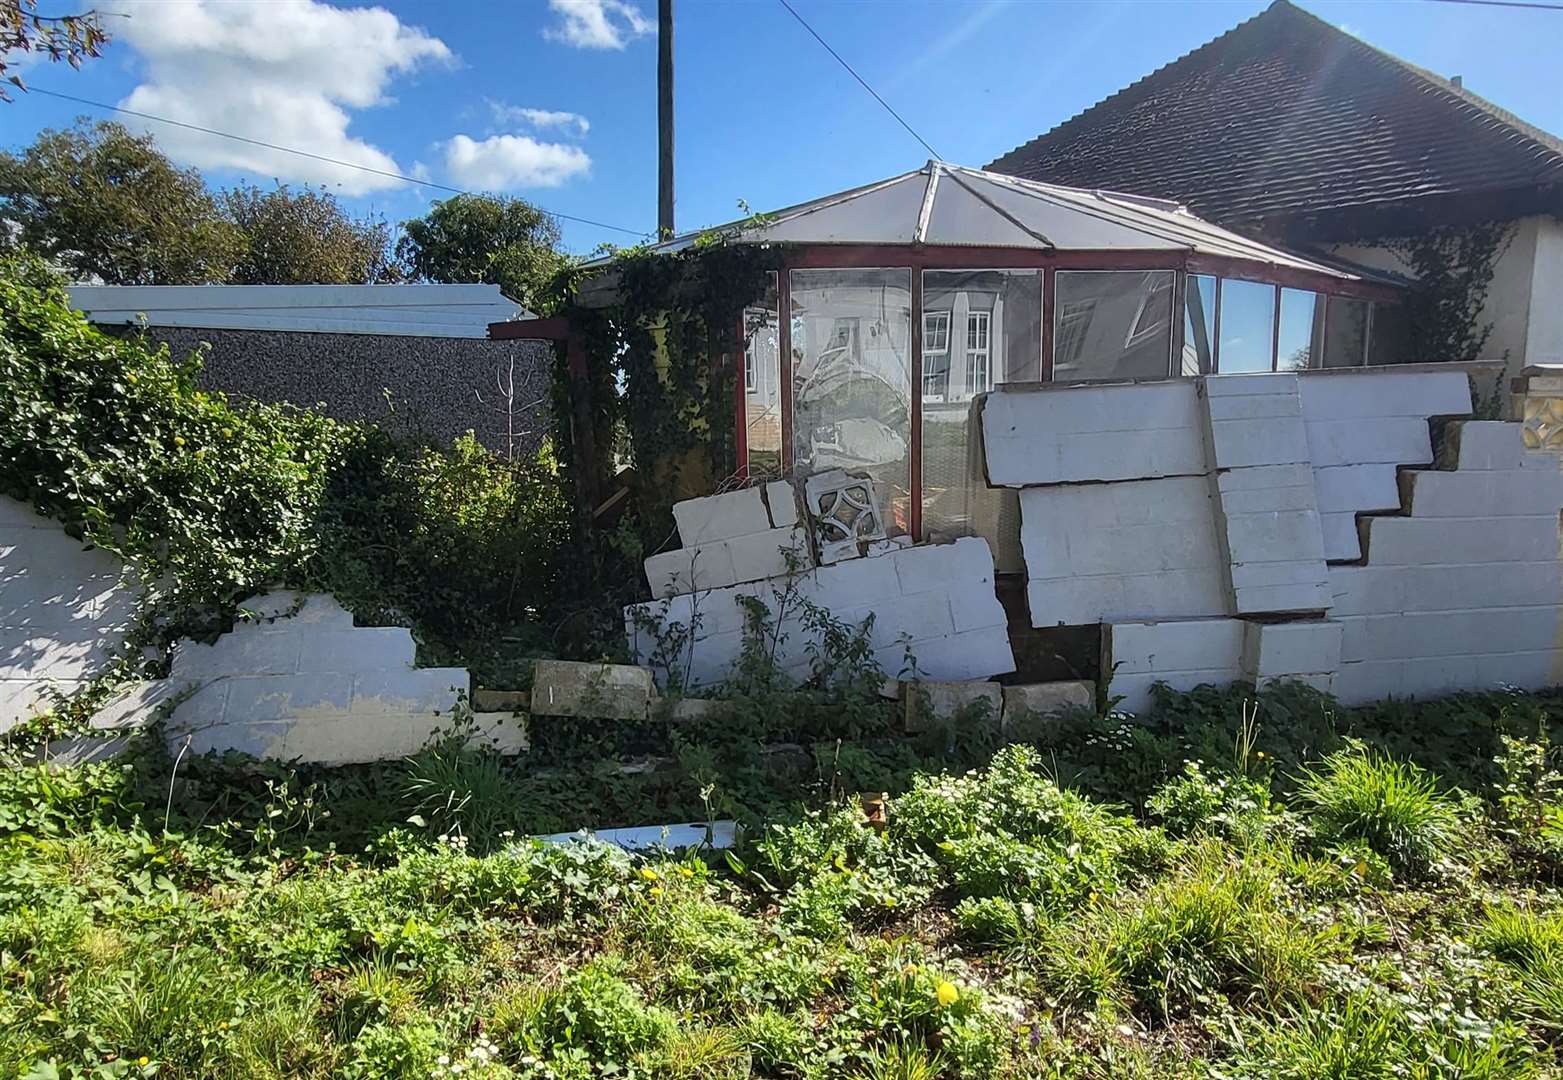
[397,194,568,313]
[0,120,241,283]
[222,184,395,285]
[2,0,107,101]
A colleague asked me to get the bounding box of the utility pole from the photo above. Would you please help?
[657,0,674,239]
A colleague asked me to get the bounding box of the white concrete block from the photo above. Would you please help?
[1306,418,1432,468]
[351,667,467,711]
[644,542,737,598]
[537,820,738,852]
[1203,372,1300,398]
[1395,562,1563,612]
[763,480,800,529]
[727,526,810,586]
[0,629,122,680]
[1231,560,1335,589]
[1110,619,1246,674]
[1365,515,1560,565]
[1298,369,1470,419]
[903,681,1003,730]
[811,549,904,606]
[296,628,416,673]
[1452,421,1525,471]
[1408,469,1563,518]
[1208,417,1310,468]
[1028,569,1229,626]
[1205,390,1305,421]
[948,579,1009,632]
[89,679,189,731]
[1224,509,1328,564]
[1112,669,1244,716]
[1320,512,1364,562]
[673,486,771,546]
[1338,606,1563,663]
[171,629,302,680]
[1313,464,1401,514]
[1326,565,1406,617]
[0,577,109,629]
[1001,681,1094,723]
[235,591,357,628]
[1242,620,1343,678]
[901,624,1015,683]
[894,536,997,596]
[1233,581,1333,614]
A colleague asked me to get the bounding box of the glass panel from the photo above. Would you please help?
[1182,273,1216,376]
[1366,302,1410,366]
[1322,296,1369,368]
[743,272,781,477]
[1053,270,1174,382]
[921,269,1040,569]
[791,268,914,536]
[1276,288,1323,371]
[1216,279,1277,374]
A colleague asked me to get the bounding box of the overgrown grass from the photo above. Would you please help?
[8,686,1563,1077]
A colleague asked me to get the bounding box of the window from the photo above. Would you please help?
[1055,299,1096,368]
[1053,271,1174,382]
[922,309,950,400]
[1216,279,1277,374]
[743,337,758,395]
[743,274,781,477]
[1276,288,1323,371]
[789,268,913,536]
[1126,274,1173,347]
[1322,296,1369,368]
[1182,274,1216,375]
[965,310,991,395]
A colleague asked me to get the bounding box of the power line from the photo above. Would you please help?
[1423,0,1563,9]
[22,86,651,238]
[774,0,942,161]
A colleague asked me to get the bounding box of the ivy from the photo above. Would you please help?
[553,233,783,550]
[1383,222,1513,362]
[0,254,573,682]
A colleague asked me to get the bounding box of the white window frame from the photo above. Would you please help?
[1054,298,1097,369]
[964,310,992,396]
[1125,274,1173,348]
[922,309,951,400]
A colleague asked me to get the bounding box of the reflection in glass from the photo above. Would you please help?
[1276,288,1324,371]
[1053,270,1175,382]
[790,268,913,535]
[921,270,1040,569]
[743,272,781,477]
[1323,296,1369,368]
[1366,302,1409,366]
[1217,279,1276,373]
[1182,274,1216,376]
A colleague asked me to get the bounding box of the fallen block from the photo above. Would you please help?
[535,820,739,851]
[530,660,656,722]
[1000,681,1094,727]
[903,680,1003,732]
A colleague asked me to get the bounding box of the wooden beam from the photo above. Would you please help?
[489,316,572,341]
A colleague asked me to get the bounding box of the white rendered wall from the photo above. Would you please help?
[0,496,137,731]
[1529,219,1563,368]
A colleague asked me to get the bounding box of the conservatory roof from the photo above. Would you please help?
[599,161,1367,281]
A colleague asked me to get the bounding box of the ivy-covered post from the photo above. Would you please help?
[565,329,601,516]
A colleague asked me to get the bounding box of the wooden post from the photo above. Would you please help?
[566,333,600,516]
[657,0,674,239]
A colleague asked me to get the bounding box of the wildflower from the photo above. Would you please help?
[437,1056,451,1065]
[936,981,960,1007]
[173,436,185,447]
[138,1058,149,1066]
[649,885,664,898]
[678,866,694,878]
[639,867,660,882]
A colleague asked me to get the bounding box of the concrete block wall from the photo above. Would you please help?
[626,537,1015,688]
[0,496,138,731]
[164,591,487,765]
[645,482,811,596]
[1108,620,1247,712]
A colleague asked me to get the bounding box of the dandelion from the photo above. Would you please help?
[936,981,960,1007]
[639,867,660,882]
[649,885,664,898]
[138,1057,150,1066]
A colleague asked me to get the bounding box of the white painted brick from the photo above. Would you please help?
[1208,416,1310,468]
[673,486,772,546]
[1365,515,1560,565]
[1298,369,1470,419]
[727,526,809,586]
[1409,469,1563,518]
[1320,511,1364,561]
[1110,619,1246,674]
[1454,421,1525,470]
[1306,418,1432,468]
[763,480,800,529]
[296,628,415,673]
[1313,464,1401,514]
[644,542,737,597]
[1242,620,1343,678]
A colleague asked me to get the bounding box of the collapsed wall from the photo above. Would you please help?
[983,365,1563,710]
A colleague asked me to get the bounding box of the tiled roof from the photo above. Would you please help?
[985,0,1563,237]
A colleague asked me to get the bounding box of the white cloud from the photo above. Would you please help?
[544,0,652,50]
[443,134,591,190]
[488,100,590,137]
[110,0,452,195]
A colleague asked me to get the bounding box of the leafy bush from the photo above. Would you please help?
[1148,760,1278,845]
[1296,740,1465,877]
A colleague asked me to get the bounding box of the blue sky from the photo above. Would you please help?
[5,0,1561,256]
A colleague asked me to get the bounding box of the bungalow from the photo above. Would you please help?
[986,0,1563,378]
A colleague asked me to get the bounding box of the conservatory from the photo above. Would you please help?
[497,161,1403,571]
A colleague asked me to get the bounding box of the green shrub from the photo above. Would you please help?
[952,895,1029,948]
[1296,740,1464,877]
[1147,760,1277,844]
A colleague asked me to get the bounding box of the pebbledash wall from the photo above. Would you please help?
[982,364,1563,711]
